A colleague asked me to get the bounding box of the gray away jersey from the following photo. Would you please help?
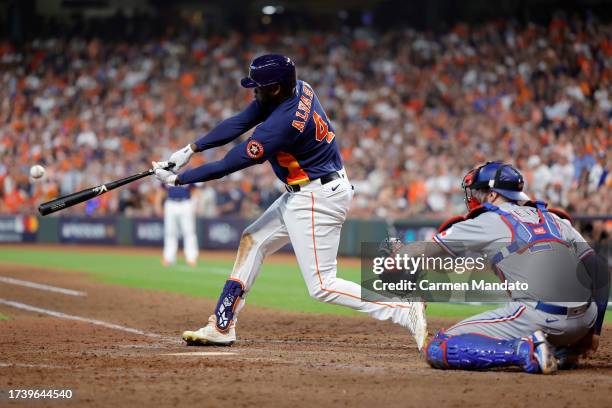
[433,202,594,305]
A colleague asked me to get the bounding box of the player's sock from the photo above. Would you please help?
[426,332,539,372]
[213,279,245,331]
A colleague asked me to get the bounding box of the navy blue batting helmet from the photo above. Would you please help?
[240,54,296,88]
[462,162,530,205]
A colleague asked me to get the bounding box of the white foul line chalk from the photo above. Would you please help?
[0,362,69,369]
[161,352,237,356]
[0,276,87,297]
[0,298,168,340]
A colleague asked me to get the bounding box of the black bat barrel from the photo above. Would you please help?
[38,163,174,216]
[38,185,112,216]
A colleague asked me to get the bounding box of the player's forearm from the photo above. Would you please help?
[177,161,231,184]
[192,102,263,152]
[177,143,256,185]
[582,252,610,335]
[192,124,242,152]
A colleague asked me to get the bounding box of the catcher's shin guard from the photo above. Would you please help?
[426,331,554,373]
[214,279,245,332]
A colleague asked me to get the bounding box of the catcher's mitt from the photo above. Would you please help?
[377,237,423,297]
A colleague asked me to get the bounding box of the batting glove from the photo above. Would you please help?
[152,161,178,186]
[167,144,195,173]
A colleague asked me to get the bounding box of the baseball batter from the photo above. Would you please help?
[152,55,427,348]
[397,162,609,374]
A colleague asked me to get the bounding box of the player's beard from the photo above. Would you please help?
[254,84,281,107]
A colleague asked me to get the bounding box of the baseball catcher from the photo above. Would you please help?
[394,162,609,374]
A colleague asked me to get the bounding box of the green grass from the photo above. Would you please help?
[0,247,608,321]
[0,247,357,314]
[0,313,10,321]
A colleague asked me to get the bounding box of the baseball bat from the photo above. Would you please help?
[38,162,175,216]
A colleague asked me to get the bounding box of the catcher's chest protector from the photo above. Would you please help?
[481,201,569,266]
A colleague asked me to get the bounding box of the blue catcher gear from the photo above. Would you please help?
[484,200,568,267]
[462,162,530,210]
[240,54,296,88]
[214,279,245,332]
[426,331,548,373]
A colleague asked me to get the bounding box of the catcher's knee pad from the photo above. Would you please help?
[214,279,245,332]
[426,331,530,371]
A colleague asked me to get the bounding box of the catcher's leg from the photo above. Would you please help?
[183,195,290,346]
[425,303,557,374]
[283,183,427,349]
[545,304,597,369]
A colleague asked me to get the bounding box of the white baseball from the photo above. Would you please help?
[30,164,45,179]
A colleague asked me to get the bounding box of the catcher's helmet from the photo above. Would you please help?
[240,54,296,88]
[462,162,530,210]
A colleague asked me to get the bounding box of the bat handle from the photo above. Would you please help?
[149,161,176,174]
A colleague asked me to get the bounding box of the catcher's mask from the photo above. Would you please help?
[462,162,530,211]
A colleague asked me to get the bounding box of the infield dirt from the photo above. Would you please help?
[0,260,610,407]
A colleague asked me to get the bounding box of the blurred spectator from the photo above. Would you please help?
[0,13,610,243]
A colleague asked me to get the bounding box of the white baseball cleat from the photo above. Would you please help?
[412,302,428,351]
[395,299,428,351]
[532,330,558,374]
[182,315,236,346]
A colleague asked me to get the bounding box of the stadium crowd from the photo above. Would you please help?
[0,14,610,233]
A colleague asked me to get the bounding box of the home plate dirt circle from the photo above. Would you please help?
[161,352,238,356]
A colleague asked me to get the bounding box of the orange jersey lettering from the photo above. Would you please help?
[292,120,305,132]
